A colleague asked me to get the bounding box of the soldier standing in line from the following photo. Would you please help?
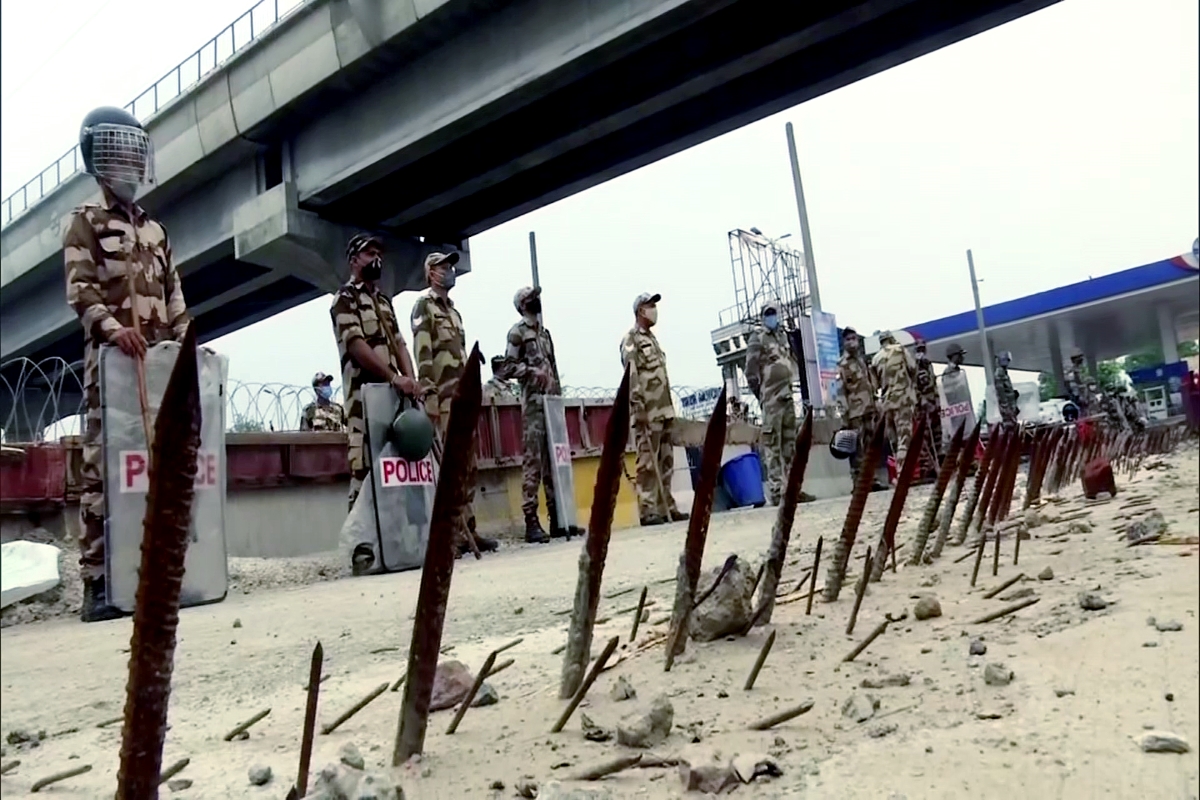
[835,327,884,489]
[1064,347,1096,416]
[412,252,499,554]
[300,372,347,432]
[621,293,689,526]
[745,301,797,506]
[994,350,1020,431]
[492,286,584,543]
[875,330,919,467]
[913,338,942,467]
[65,106,191,622]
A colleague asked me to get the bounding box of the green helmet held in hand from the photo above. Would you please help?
[389,404,435,462]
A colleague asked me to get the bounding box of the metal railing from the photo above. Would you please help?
[2,0,306,229]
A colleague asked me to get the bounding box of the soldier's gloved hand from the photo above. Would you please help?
[111,326,147,358]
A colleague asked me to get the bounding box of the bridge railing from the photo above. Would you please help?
[2,0,305,229]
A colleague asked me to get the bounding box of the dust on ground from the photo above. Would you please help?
[1,445,1197,798]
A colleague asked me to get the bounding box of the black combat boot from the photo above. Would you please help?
[524,513,550,544]
[461,516,500,554]
[546,505,584,539]
[640,514,667,526]
[351,544,376,576]
[81,577,123,623]
[668,510,690,522]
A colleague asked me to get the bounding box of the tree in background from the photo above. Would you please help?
[1123,340,1199,373]
[1095,360,1126,394]
[1039,372,1059,401]
[231,413,265,433]
[1180,339,1199,358]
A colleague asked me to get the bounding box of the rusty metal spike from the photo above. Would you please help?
[296,642,323,797]
[870,413,927,581]
[665,387,727,671]
[908,421,967,565]
[929,418,982,560]
[754,407,814,626]
[560,365,631,698]
[394,344,483,765]
[117,324,202,800]
[969,428,1011,546]
[823,416,887,602]
[952,424,995,546]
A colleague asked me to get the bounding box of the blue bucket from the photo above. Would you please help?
[720,452,766,508]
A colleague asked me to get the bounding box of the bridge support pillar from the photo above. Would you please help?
[232,181,471,298]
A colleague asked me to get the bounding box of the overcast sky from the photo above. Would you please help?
[3,0,1197,411]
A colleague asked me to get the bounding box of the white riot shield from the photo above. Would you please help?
[100,342,228,613]
[338,385,434,573]
[938,368,976,446]
[541,396,578,530]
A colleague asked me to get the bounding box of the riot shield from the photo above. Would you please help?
[541,396,579,530]
[338,384,434,574]
[100,342,228,613]
[938,369,976,447]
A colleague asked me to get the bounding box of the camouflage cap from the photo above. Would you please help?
[633,292,661,314]
[424,251,460,271]
[878,330,897,343]
[841,326,859,339]
[513,285,542,311]
[762,299,780,315]
[346,232,384,262]
[312,371,334,387]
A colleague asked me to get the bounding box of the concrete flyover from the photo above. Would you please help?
[1,0,1060,379]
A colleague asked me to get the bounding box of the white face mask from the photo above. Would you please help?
[108,180,139,204]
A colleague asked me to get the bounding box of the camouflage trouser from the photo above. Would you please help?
[999,405,1019,432]
[633,418,679,521]
[521,398,557,521]
[345,391,368,512]
[761,394,797,505]
[433,397,477,545]
[79,341,106,580]
[923,403,943,458]
[847,410,879,482]
[885,407,914,467]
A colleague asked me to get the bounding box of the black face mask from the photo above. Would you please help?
[526,298,542,315]
[360,257,383,282]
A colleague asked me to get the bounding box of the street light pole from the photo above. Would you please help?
[967,249,994,396]
[529,231,543,326]
[785,123,821,315]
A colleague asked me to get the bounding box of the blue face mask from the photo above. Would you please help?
[316,385,332,401]
[763,314,779,331]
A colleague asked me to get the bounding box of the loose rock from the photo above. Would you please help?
[984,664,1013,686]
[471,683,499,708]
[430,660,475,711]
[1038,567,1054,581]
[610,675,636,702]
[841,693,880,723]
[1078,593,1108,611]
[340,742,365,770]
[232,618,242,628]
[730,753,782,783]
[353,771,402,799]
[1024,509,1044,529]
[861,673,911,689]
[969,639,988,656]
[580,713,612,742]
[689,557,754,642]
[680,763,739,793]
[913,596,942,621]
[616,695,673,748]
[515,778,539,798]
[1054,688,1075,697]
[248,764,272,786]
[167,778,193,792]
[1154,619,1183,632]
[1135,731,1191,754]
[1126,511,1167,542]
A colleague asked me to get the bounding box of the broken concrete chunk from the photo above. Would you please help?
[580,713,612,742]
[1126,511,1167,542]
[680,763,739,793]
[351,771,402,800]
[913,596,942,621]
[1135,731,1191,754]
[841,693,880,723]
[1078,593,1108,611]
[969,639,987,656]
[515,778,539,798]
[339,742,365,770]
[610,675,636,702]
[616,695,674,748]
[1038,567,1054,581]
[430,660,474,711]
[984,663,1013,686]
[471,683,499,708]
[730,753,782,783]
[689,557,754,642]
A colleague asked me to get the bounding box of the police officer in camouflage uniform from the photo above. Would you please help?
[994,351,1020,431]
[330,233,422,530]
[913,339,942,459]
[621,293,689,526]
[1064,347,1096,416]
[874,330,919,467]
[64,106,192,622]
[412,252,499,554]
[493,286,583,543]
[301,372,347,432]
[745,301,796,506]
[835,327,882,487]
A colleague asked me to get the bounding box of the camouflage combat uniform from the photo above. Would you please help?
[835,349,879,477]
[914,351,942,457]
[621,326,682,523]
[1064,362,1095,415]
[875,341,918,465]
[994,363,1019,430]
[493,316,563,523]
[64,200,190,579]
[331,281,408,510]
[300,401,347,432]
[411,287,476,535]
[745,323,796,505]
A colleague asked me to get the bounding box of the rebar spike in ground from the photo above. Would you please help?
[393,345,484,764]
[446,650,499,734]
[1,760,19,775]
[971,596,1040,624]
[910,421,967,564]
[743,630,777,691]
[486,658,515,677]
[846,547,872,636]
[748,699,815,730]
[223,708,272,741]
[970,429,1010,541]
[31,764,92,793]
[552,635,620,733]
[871,413,927,581]
[629,587,649,643]
[824,417,887,601]
[561,365,630,699]
[117,324,202,800]
[158,758,190,785]
[952,427,995,546]
[755,410,814,625]
[806,536,823,615]
[665,388,727,671]
[324,682,389,735]
[843,613,905,662]
[569,754,643,781]
[691,554,738,611]
[297,642,323,797]
[982,572,1025,600]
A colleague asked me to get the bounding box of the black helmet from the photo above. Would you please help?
[829,428,858,460]
[79,106,152,183]
[946,342,965,359]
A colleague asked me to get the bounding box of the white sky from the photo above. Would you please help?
[3,0,1198,411]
